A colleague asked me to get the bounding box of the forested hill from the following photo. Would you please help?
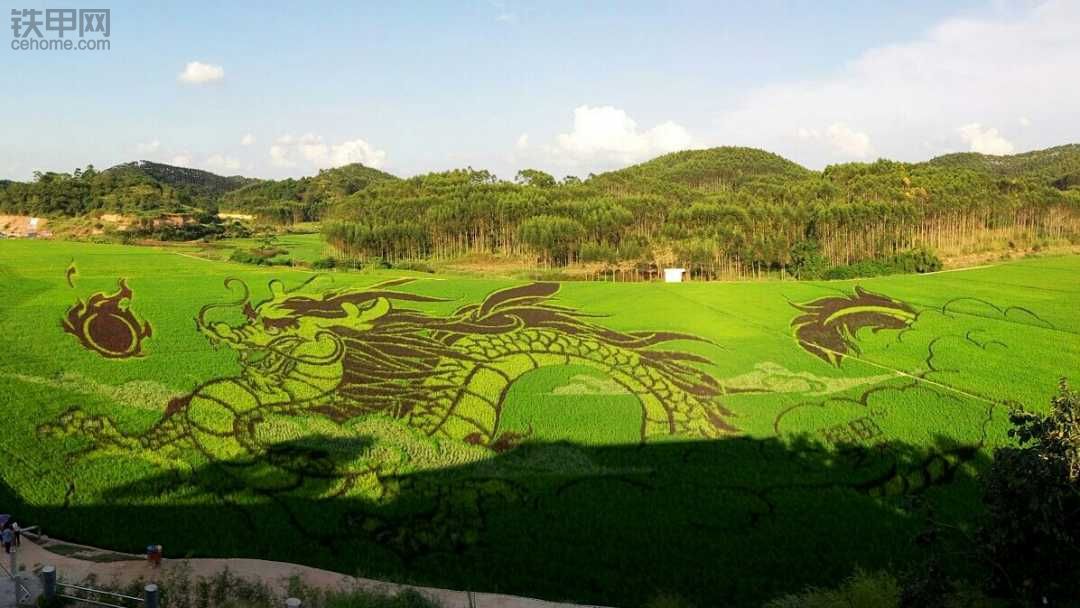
[926,144,1080,189]
[590,147,813,193]
[321,144,1080,275]
[3,145,1080,276]
[109,161,257,200]
[219,163,398,222]
[0,161,396,219]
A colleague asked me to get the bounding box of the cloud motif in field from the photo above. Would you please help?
[772,381,1004,495]
[774,382,997,454]
[850,296,1058,407]
[721,362,893,396]
[550,374,630,396]
[0,371,180,411]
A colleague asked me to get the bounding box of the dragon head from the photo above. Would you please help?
[196,279,392,366]
[791,286,917,366]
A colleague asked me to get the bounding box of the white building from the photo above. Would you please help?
[663,268,686,283]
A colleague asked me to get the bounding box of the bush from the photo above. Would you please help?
[823,248,941,280]
[764,569,901,608]
[977,380,1080,605]
[70,566,444,608]
[392,261,435,273]
[892,247,942,273]
[790,240,829,279]
[311,257,338,270]
[579,242,617,263]
[228,248,292,267]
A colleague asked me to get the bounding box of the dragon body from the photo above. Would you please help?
[44,280,735,481]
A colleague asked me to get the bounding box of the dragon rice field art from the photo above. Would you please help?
[4,244,1075,607]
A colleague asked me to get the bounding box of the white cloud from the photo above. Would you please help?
[826,123,874,158]
[491,0,518,23]
[793,124,873,159]
[550,105,696,166]
[204,154,241,172]
[714,1,1080,167]
[269,142,295,168]
[268,133,386,170]
[1019,116,1032,127]
[136,140,160,155]
[328,138,387,168]
[515,133,529,150]
[170,154,192,167]
[957,123,1015,155]
[178,61,225,85]
[240,133,256,146]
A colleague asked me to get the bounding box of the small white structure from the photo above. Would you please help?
[663,268,686,283]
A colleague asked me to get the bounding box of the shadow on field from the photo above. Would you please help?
[8,434,990,607]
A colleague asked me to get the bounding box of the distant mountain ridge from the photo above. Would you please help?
[219,162,399,220]
[925,144,1080,189]
[591,147,814,192]
[3,144,1080,221]
[106,160,258,200]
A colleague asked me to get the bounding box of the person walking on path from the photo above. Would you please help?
[1,527,12,554]
[10,521,19,547]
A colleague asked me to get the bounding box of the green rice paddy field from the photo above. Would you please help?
[1,240,1078,606]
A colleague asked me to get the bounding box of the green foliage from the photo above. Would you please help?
[0,161,256,218]
[790,240,829,279]
[220,163,398,223]
[228,247,292,266]
[517,215,585,264]
[112,161,255,200]
[763,569,901,608]
[73,566,442,608]
[766,567,1005,608]
[822,248,942,279]
[7,146,1080,276]
[311,256,338,269]
[927,144,1080,185]
[391,260,435,273]
[514,169,556,188]
[977,380,1080,604]
[317,146,1080,272]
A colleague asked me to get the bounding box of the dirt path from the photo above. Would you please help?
[17,535,609,608]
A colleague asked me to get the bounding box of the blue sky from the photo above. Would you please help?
[2,0,1078,180]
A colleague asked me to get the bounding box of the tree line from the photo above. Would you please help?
[5,146,1079,278]
[322,150,1080,277]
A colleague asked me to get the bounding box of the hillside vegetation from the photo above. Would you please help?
[109,160,257,201]
[927,143,1080,186]
[3,145,1080,277]
[323,146,1080,277]
[219,163,398,222]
